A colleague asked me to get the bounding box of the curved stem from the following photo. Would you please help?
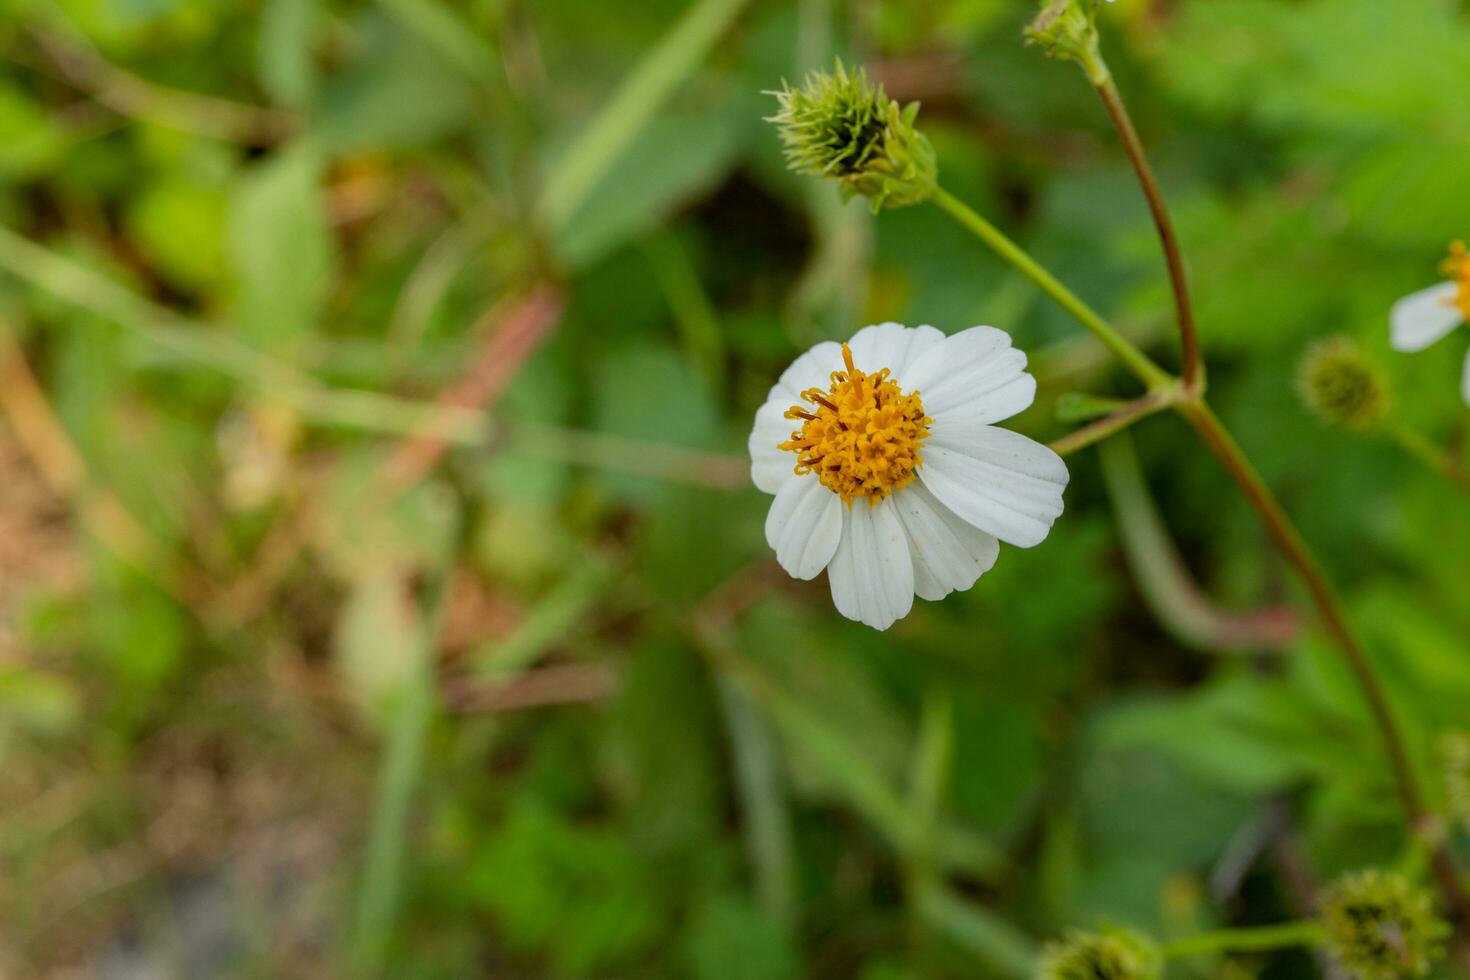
[1161,921,1323,960]
[930,186,1174,392]
[1389,422,1470,498]
[1178,399,1470,929]
[1093,78,1203,393]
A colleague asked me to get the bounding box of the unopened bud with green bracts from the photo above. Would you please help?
[1025,0,1112,84]
[766,61,936,212]
[1320,870,1447,980]
[1036,926,1161,980]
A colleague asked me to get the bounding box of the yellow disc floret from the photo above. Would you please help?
[1441,241,1470,319]
[779,343,931,506]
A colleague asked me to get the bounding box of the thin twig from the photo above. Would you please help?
[441,663,618,713]
[1099,430,1300,651]
[30,27,297,144]
[1389,423,1470,498]
[1094,79,1203,393]
[1049,389,1174,457]
[0,324,209,606]
[374,285,565,496]
[931,187,1173,392]
[504,423,750,490]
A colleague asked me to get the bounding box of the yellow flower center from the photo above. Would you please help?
[1442,240,1470,319]
[779,343,931,506]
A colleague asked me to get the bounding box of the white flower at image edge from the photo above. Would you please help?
[1390,241,1470,405]
[749,322,1068,630]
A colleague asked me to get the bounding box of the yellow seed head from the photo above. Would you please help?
[1297,337,1389,431]
[1320,870,1446,980]
[1036,927,1161,980]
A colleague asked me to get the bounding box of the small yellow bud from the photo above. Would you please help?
[1297,337,1389,430]
[766,61,937,212]
[1320,870,1447,980]
[1036,927,1161,980]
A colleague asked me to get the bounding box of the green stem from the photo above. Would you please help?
[349,612,442,976]
[1388,423,1470,498]
[930,186,1173,392]
[1049,388,1176,458]
[1161,921,1323,960]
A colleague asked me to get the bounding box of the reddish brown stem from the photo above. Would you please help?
[1179,399,1470,928]
[376,284,564,495]
[1095,79,1203,394]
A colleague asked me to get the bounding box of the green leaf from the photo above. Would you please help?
[334,567,428,720]
[229,141,333,350]
[125,179,227,291]
[553,111,747,270]
[258,0,320,108]
[312,11,477,153]
[685,895,800,980]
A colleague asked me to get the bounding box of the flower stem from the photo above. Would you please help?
[1388,422,1470,497]
[1049,388,1176,458]
[1161,921,1323,960]
[1092,77,1203,394]
[930,186,1173,392]
[928,187,1470,928]
[1178,399,1470,929]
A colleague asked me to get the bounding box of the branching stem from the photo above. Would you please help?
[931,186,1173,393]
[929,186,1470,931]
[1049,388,1176,458]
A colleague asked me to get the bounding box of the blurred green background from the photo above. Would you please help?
[2,0,1470,976]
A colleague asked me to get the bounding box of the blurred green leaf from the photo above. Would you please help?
[554,112,747,270]
[229,141,333,351]
[685,894,801,980]
[125,178,227,290]
[257,0,319,108]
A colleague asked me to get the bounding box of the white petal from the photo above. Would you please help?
[1390,282,1462,352]
[891,482,999,601]
[919,423,1068,548]
[847,322,946,377]
[901,325,1037,425]
[772,340,844,403]
[764,476,843,580]
[1462,345,1470,407]
[749,400,797,494]
[827,499,914,630]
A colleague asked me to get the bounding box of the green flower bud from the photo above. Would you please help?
[1440,730,1470,832]
[766,61,937,212]
[1025,0,1111,84]
[1320,870,1447,980]
[1037,927,1161,980]
[1297,337,1389,431]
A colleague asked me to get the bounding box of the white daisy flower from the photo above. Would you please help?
[1390,241,1470,405]
[749,323,1068,630]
